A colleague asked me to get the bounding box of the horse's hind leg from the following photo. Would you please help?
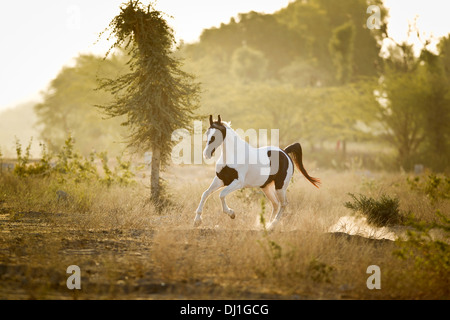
[261,183,280,226]
[268,188,288,231]
[194,176,224,226]
[268,158,293,231]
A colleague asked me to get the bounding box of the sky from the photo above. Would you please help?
[0,0,449,112]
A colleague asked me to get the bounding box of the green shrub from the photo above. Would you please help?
[13,138,52,177]
[344,193,404,227]
[54,136,99,183]
[394,210,450,295]
[98,152,135,187]
[307,258,335,283]
[12,136,135,187]
[407,173,450,203]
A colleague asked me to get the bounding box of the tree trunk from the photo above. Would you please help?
[150,146,161,203]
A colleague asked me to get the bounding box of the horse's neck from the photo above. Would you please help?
[221,128,253,165]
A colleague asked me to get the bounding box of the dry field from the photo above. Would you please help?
[0,165,448,300]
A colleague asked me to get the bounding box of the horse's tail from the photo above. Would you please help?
[284,142,320,188]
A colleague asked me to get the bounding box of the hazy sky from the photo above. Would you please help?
[0,0,449,112]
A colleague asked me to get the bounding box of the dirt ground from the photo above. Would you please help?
[0,210,228,300]
[2,165,443,300]
[0,207,394,300]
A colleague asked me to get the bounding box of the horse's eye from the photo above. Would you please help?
[209,136,215,144]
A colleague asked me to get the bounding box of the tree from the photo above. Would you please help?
[231,46,268,82]
[438,34,450,79]
[98,1,200,203]
[377,65,425,170]
[315,0,386,79]
[376,36,450,172]
[35,54,129,156]
[419,47,450,171]
[329,21,355,84]
[184,0,387,84]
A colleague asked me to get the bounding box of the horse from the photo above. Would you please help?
[194,115,320,230]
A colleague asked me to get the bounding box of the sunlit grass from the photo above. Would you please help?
[0,166,448,299]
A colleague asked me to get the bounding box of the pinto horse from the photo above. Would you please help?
[194,115,320,230]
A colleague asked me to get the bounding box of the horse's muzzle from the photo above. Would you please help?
[203,147,215,160]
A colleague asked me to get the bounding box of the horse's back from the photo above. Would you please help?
[244,146,293,188]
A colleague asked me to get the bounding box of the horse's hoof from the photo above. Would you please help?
[267,221,278,231]
[194,220,202,227]
[194,216,202,227]
[228,209,235,219]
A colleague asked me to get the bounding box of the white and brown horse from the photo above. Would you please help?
[194,115,320,230]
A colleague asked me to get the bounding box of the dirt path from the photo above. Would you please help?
[0,197,398,300]
[0,209,300,299]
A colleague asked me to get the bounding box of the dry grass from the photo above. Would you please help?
[0,165,448,299]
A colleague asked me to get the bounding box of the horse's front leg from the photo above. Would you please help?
[219,179,243,219]
[194,176,224,226]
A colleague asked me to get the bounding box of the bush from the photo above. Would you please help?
[394,210,450,296]
[407,173,450,203]
[344,193,404,227]
[12,136,135,186]
[13,138,52,177]
[307,258,335,283]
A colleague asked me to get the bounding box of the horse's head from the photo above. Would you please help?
[204,115,227,159]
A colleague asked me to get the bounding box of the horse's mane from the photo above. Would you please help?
[221,121,232,128]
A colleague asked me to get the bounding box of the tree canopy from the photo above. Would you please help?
[35,54,129,156]
[29,0,449,173]
[97,0,201,201]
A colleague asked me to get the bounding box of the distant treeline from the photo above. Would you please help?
[180,0,449,172]
[1,0,448,172]
[183,0,385,84]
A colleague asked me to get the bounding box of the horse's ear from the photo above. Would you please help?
[209,115,213,126]
[218,115,222,124]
